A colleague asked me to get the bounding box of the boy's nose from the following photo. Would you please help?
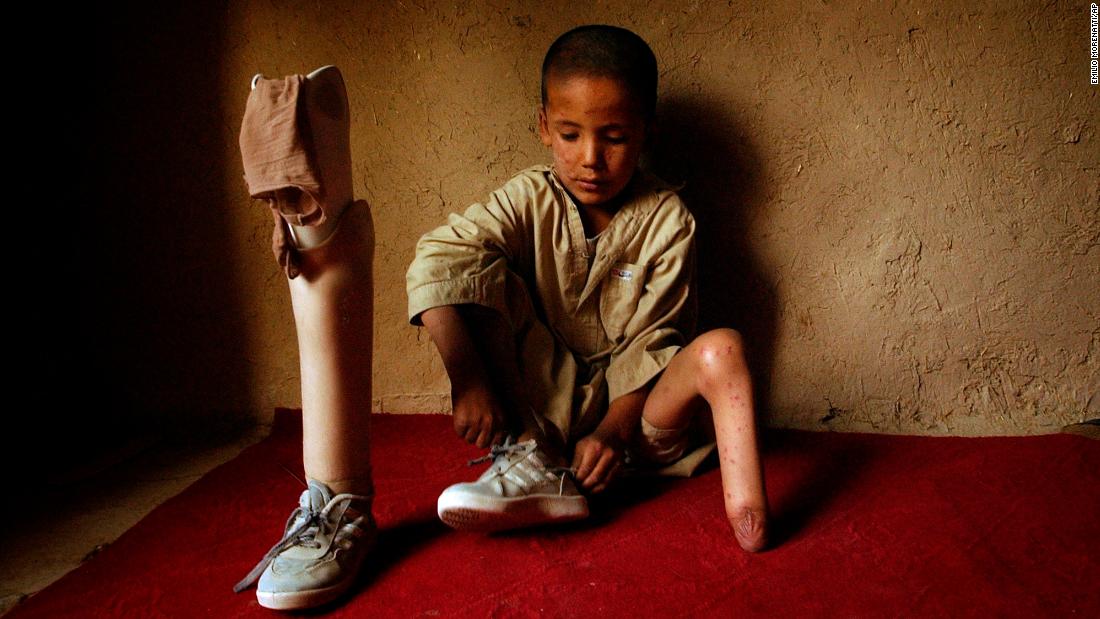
[581,138,603,168]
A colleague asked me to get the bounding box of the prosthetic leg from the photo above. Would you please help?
[235,65,377,610]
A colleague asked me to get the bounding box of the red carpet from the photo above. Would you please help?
[12,410,1098,617]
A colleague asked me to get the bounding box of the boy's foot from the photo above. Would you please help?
[233,480,376,610]
[437,436,588,532]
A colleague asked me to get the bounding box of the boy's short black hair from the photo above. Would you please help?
[541,25,658,119]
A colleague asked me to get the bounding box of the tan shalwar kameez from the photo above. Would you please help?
[406,164,717,477]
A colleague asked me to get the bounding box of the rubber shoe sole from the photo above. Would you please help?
[437,487,589,532]
[258,580,353,611]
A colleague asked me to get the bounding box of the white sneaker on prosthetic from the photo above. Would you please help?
[233,480,376,610]
[437,437,589,532]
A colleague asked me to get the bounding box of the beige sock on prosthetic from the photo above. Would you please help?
[243,64,355,254]
[288,64,354,249]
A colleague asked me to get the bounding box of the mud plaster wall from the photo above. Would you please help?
[214,0,1099,436]
[58,0,1093,454]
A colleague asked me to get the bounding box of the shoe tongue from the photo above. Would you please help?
[305,480,335,511]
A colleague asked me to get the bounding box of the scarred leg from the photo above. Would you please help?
[639,328,769,552]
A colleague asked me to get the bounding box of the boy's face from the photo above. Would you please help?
[538,74,648,208]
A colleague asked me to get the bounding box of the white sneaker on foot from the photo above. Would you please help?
[437,436,589,532]
[234,480,376,610]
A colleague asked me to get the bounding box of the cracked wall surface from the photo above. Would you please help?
[222,0,1098,435]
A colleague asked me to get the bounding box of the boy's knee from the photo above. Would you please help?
[692,328,749,383]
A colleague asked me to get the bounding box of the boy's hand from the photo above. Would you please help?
[451,383,508,449]
[571,428,627,494]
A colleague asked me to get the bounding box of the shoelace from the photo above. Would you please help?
[232,491,370,593]
[546,465,578,495]
[466,436,578,495]
[465,435,527,466]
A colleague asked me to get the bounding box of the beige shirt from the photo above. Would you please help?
[406,164,716,477]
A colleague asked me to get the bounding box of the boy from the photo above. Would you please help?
[407,25,770,552]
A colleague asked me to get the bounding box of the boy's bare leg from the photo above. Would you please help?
[420,304,567,463]
[423,304,586,532]
[641,328,769,552]
[286,196,376,497]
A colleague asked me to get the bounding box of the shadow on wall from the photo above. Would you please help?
[648,95,779,421]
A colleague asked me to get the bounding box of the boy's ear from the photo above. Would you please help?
[537,106,552,147]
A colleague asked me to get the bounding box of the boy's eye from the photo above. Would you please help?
[604,135,628,144]
[559,133,579,141]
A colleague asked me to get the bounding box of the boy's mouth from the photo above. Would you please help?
[574,178,603,191]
